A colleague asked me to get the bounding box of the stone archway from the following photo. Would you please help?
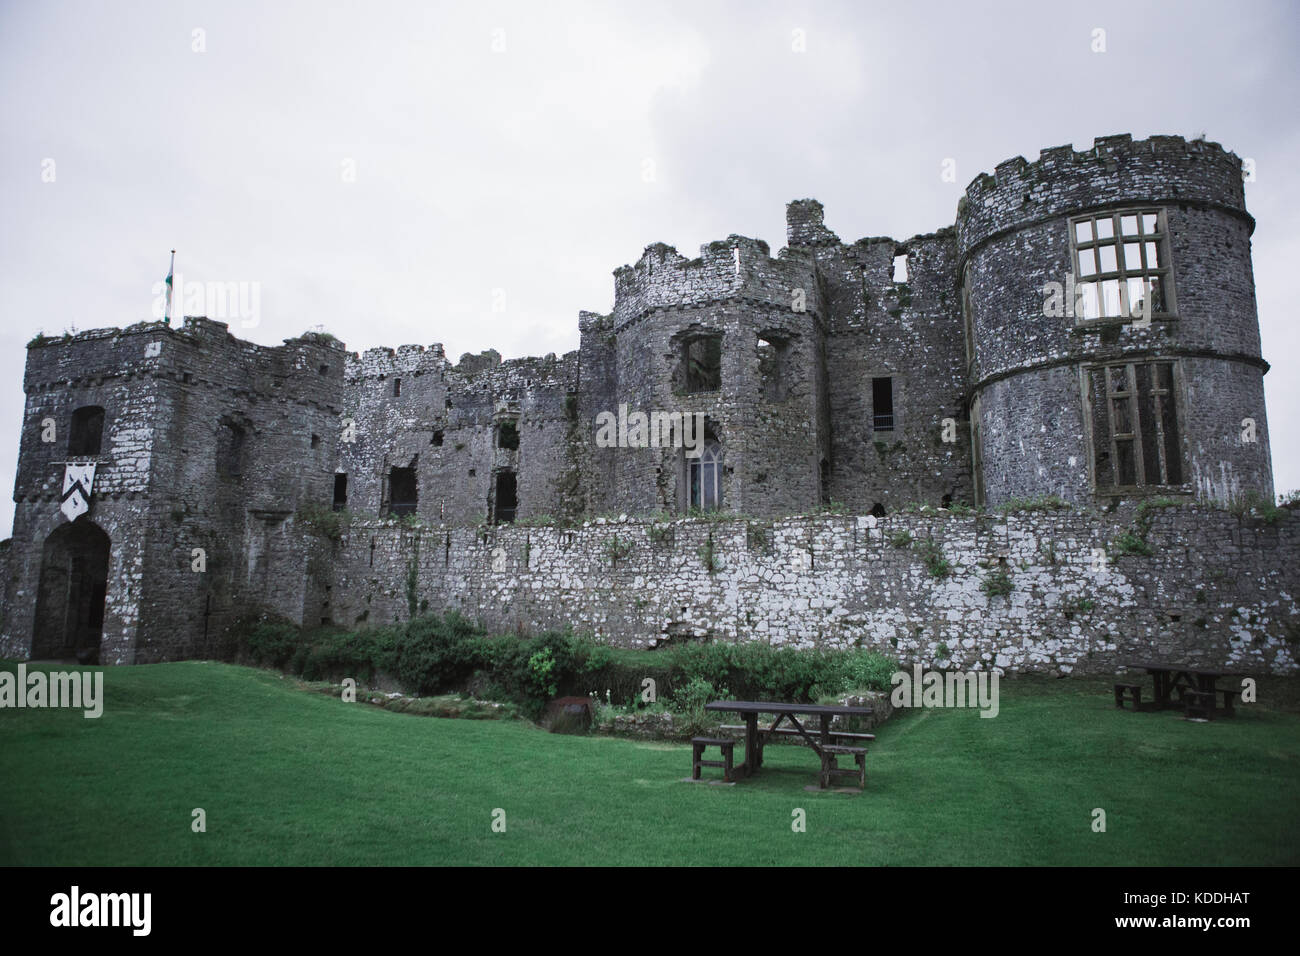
[32,520,110,663]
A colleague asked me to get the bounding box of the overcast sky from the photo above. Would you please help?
[1,0,1297,536]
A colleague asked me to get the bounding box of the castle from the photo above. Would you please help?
[2,133,1292,673]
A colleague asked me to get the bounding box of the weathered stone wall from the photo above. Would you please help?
[787,202,973,513]
[320,505,1299,675]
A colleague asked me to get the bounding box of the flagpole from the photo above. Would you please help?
[165,250,175,325]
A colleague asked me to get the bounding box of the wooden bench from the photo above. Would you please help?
[1183,690,1215,721]
[820,745,867,789]
[720,724,876,745]
[1114,682,1144,710]
[691,737,735,782]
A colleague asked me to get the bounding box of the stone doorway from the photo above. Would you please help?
[32,520,110,663]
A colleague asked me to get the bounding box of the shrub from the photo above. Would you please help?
[242,615,302,668]
[1112,530,1153,557]
[916,538,952,578]
[981,566,1014,598]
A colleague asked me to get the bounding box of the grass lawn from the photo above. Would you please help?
[1,661,1297,866]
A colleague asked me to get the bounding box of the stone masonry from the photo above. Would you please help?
[0,133,1290,672]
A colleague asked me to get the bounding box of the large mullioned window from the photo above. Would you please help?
[1085,360,1183,491]
[1070,210,1174,323]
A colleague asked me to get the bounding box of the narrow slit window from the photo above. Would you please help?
[333,474,348,512]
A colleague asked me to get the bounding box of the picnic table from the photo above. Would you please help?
[703,700,875,787]
[1119,660,1241,717]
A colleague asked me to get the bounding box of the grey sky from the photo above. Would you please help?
[2,0,1297,536]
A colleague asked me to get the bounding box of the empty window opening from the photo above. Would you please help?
[493,471,518,524]
[1087,361,1182,490]
[319,364,329,376]
[311,434,321,449]
[872,378,895,432]
[870,502,886,518]
[387,467,418,516]
[68,406,105,457]
[496,421,519,450]
[892,254,909,283]
[758,334,791,402]
[941,494,953,508]
[333,474,348,512]
[216,421,246,477]
[431,429,444,447]
[393,378,402,397]
[677,334,722,394]
[182,372,193,384]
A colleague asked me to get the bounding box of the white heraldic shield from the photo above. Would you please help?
[61,463,97,521]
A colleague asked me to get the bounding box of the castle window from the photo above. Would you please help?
[1086,361,1183,491]
[677,333,722,394]
[757,334,790,401]
[892,253,909,283]
[1070,209,1174,322]
[493,470,517,524]
[216,421,245,477]
[311,434,321,449]
[686,432,723,512]
[393,378,402,397]
[68,406,105,456]
[496,421,519,450]
[333,474,348,512]
[387,467,418,516]
[872,378,895,432]
[431,429,444,447]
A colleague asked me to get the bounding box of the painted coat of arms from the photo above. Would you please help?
[61,463,96,521]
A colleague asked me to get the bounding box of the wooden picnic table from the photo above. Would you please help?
[1121,660,1239,713]
[704,700,874,784]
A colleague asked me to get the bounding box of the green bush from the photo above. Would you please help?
[242,615,302,668]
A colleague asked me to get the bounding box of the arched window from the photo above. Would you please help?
[688,438,723,512]
[68,406,105,456]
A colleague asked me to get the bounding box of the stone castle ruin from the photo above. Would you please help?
[2,133,1295,674]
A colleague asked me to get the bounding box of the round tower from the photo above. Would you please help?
[956,134,1272,507]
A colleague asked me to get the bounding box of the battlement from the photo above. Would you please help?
[611,229,815,328]
[956,133,1250,260]
[23,316,344,395]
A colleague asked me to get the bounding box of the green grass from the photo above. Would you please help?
[1,662,1297,865]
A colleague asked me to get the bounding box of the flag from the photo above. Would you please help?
[61,463,96,522]
[164,250,175,325]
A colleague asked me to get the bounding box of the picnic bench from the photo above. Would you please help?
[700,700,876,789]
[1116,661,1241,720]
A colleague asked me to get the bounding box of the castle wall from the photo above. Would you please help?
[786,207,972,513]
[319,507,1299,675]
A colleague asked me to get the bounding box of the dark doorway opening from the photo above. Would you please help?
[333,473,348,512]
[388,467,417,516]
[493,471,518,524]
[32,521,111,662]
